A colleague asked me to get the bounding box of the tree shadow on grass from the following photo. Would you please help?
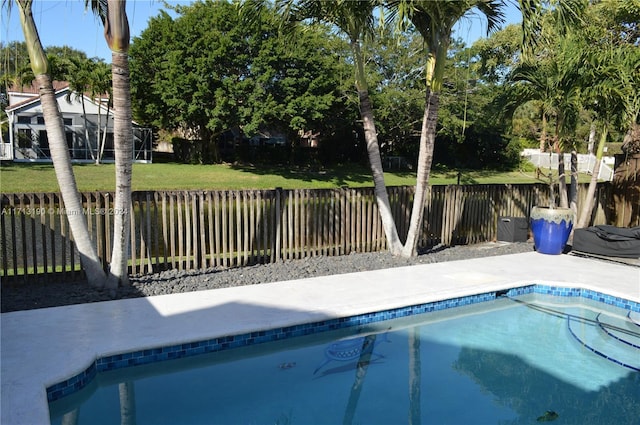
[229,163,376,188]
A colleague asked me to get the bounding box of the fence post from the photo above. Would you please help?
[274,187,283,262]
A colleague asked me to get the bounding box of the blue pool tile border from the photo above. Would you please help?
[507,285,640,313]
[46,284,640,402]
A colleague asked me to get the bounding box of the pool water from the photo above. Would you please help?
[49,294,640,425]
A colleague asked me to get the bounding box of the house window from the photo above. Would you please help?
[17,129,32,148]
[17,116,31,124]
[63,118,73,126]
[66,132,74,158]
[38,130,50,158]
[37,117,45,125]
[102,133,115,159]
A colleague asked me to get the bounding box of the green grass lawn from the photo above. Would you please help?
[0,162,593,193]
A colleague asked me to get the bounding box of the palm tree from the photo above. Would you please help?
[506,37,582,208]
[388,0,505,256]
[268,0,404,255]
[10,0,107,287]
[89,60,113,164]
[514,1,587,212]
[65,56,96,161]
[256,0,505,257]
[575,45,634,228]
[87,0,133,288]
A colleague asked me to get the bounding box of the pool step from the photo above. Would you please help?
[596,313,640,349]
[567,313,640,372]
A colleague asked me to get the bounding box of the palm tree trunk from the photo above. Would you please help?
[558,152,568,208]
[402,39,447,258]
[351,40,402,255]
[402,88,439,257]
[342,335,377,425]
[408,327,421,425]
[539,113,547,152]
[569,150,578,214]
[38,75,106,285]
[61,409,79,425]
[587,122,596,155]
[358,90,403,255]
[17,0,106,288]
[106,50,133,289]
[577,126,607,228]
[118,381,136,425]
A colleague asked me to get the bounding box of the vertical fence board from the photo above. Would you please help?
[1,203,7,277]
[130,199,138,275]
[296,190,302,259]
[235,191,243,266]
[145,193,154,273]
[185,192,192,269]
[246,191,253,264]
[213,192,221,267]
[191,193,199,268]
[206,192,214,268]
[38,194,47,274]
[47,195,56,274]
[151,192,160,271]
[10,203,17,277]
[273,190,280,262]
[223,192,231,267]
[262,191,270,263]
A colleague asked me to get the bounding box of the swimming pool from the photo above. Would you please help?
[48,292,640,424]
[2,252,639,425]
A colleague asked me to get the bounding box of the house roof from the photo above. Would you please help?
[6,86,114,117]
[6,84,144,127]
[6,81,109,112]
[5,85,72,112]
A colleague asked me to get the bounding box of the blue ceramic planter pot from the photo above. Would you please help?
[530,206,574,255]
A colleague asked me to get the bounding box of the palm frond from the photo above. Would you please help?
[476,0,506,35]
[85,0,108,26]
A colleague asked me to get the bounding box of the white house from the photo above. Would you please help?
[2,82,152,163]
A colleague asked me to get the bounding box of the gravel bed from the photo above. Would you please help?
[1,242,534,313]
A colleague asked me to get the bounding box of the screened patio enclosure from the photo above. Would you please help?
[5,83,153,163]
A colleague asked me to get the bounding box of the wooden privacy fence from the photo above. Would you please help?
[0,183,621,283]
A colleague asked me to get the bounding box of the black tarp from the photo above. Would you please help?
[572,225,640,258]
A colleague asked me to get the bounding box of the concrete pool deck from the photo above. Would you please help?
[2,251,639,424]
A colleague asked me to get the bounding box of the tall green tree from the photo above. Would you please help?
[132,0,253,162]
[9,0,107,287]
[470,23,521,85]
[131,0,348,164]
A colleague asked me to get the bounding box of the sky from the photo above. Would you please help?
[1,1,192,61]
[2,0,522,63]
